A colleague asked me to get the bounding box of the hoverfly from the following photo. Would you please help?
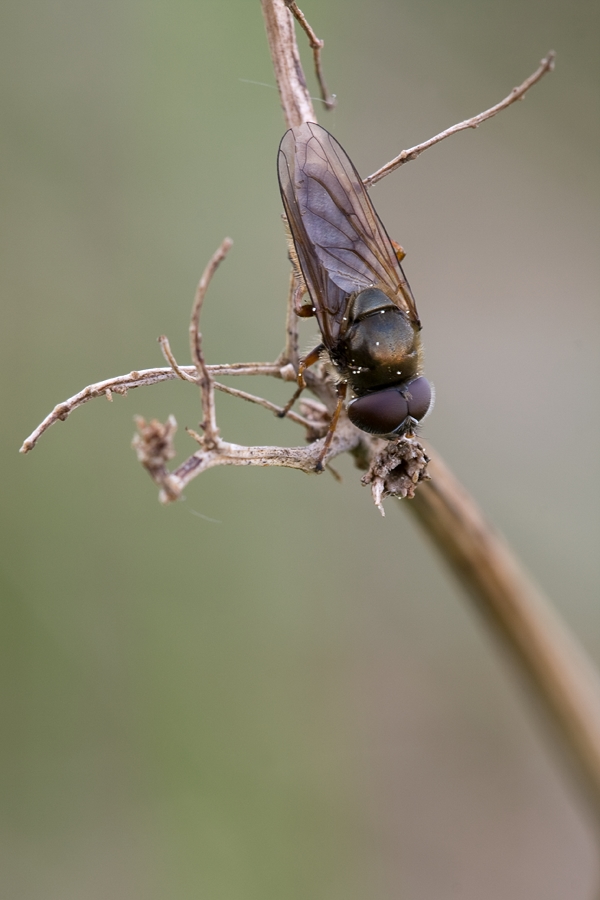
[277,122,432,470]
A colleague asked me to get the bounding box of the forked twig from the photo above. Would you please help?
[19,361,284,454]
[160,330,318,428]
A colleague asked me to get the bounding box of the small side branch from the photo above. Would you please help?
[19,361,285,454]
[284,1,336,110]
[189,237,233,448]
[364,51,555,187]
[130,413,363,505]
[213,381,325,435]
[158,334,197,382]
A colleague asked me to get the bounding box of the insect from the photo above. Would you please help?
[277,122,433,469]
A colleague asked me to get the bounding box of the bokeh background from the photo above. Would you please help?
[2,0,599,897]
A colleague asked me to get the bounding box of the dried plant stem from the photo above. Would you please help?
[189,237,232,447]
[410,451,600,815]
[160,329,316,427]
[284,1,336,109]
[212,381,322,432]
[158,335,197,382]
[19,361,283,454]
[174,416,358,486]
[364,51,556,187]
[261,0,315,127]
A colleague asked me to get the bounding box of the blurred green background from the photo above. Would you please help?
[2,0,599,897]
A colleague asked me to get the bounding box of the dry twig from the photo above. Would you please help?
[158,334,196,383]
[19,362,283,454]
[261,0,315,127]
[284,0,336,110]
[189,237,232,448]
[364,51,556,187]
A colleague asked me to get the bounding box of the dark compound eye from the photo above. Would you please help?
[404,376,433,422]
[347,377,433,436]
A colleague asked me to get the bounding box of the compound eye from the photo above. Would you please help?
[347,377,433,436]
[404,376,433,423]
[347,388,409,435]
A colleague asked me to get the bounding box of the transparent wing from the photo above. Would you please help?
[278,122,420,346]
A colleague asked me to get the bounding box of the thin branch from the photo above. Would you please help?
[210,362,286,376]
[284,1,335,110]
[189,237,232,447]
[364,51,556,187]
[169,415,362,497]
[19,351,314,455]
[161,327,315,427]
[19,361,287,454]
[212,380,325,434]
[158,334,197,382]
[131,411,362,505]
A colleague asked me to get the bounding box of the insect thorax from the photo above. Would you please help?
[334,288,422,394]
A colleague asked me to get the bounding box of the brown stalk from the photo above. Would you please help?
[410,452,600,812]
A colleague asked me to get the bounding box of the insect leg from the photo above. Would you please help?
[277,343,324,418]
[315,381,347,472]
[293,285,316,318]
[284,219,317,318]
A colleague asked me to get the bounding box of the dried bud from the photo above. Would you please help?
[132,416,181,502]
[362,437,430,515]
